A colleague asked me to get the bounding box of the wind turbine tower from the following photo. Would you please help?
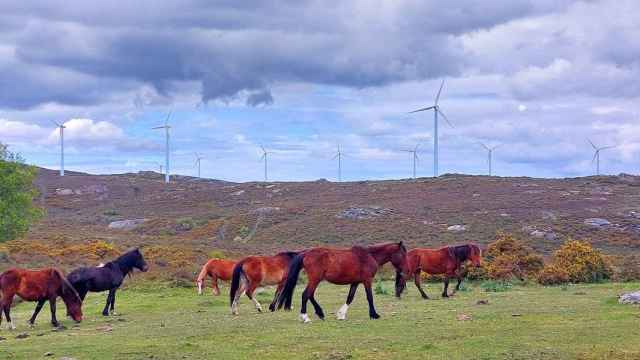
[260,145,271,182]
[408,79,453,177]
[51,121,66,176]
[152,112,172,183]
[588,139,615,176]
[401,143,421,179]
[195,153,204,178]
[332,145,345,182]
[480,143,501,176]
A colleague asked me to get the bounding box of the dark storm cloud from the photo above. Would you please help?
[1,0,581,109]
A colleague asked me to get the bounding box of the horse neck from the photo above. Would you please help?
[366,245,394,265]
[113,255,134,275]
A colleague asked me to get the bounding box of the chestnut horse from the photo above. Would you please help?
[0,268,83,329]
[396,243,482,299]
[229,251,299,315]
[196,258,236,296]
[276,242,409,323]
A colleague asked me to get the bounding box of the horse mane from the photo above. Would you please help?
[449,243,477,262]
[110,249,141,277]
[276,251,299,259]
[53,269,81,302]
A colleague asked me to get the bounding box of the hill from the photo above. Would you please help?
[2,168,640,274]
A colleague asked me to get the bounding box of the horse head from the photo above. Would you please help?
[131,248,149,272]
[55,270,83,323]
[467,244,482,268]
[389,241,410,279]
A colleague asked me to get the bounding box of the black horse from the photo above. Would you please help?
[67,248,148,316]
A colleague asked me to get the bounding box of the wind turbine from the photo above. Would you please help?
[401,143,421,179]
[194,152,204,178]
[152,112,172,183]
[332,145,345,182]
[408,79,453,177]
[259,145,272,182]
[479,142,501,176]
[588,139,615,176]
[51,120,66,176]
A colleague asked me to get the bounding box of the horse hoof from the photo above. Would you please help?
[299,314,311,323]
[370,313,381,320]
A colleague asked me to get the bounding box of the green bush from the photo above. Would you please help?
[0,144,43,242]
[208,250,226,259]
[374,277,389,295]
[537,264,570,285]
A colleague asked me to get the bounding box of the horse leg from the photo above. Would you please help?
[110,289,118,315]
[102,289,115,316]
[414,271,429,299]
[442,278,450,298]
[269,282,285,312]
[363,280,380,319]
[308,286,325,321]
[299,279,320,323]
[1,295,15,330]
[245,282,263,313]
[28,299,47,326]
[49,297,59,327]
[455,276,463,292]
[337,283,358,320]
[230,277,246,315]
[211,275,220,296]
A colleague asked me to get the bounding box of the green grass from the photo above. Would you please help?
[1,282,640,359]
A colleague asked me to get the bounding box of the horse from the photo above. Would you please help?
[67,248,148,316]
[229,251,299,315]
[395,243,482,299]
[0,268,83,329]
[276,242,409,323]
[196,258,236,296]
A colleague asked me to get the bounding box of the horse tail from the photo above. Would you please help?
[229,260,247,306]
[276,253,305,311]
[395,270,406,298]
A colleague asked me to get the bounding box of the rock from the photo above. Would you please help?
[541,210,557,220]
[511,313,522,317]
[0,336,6,341]
[476,300,489,305]
[619,291,640,304]
[499,213,510,217]
[629,211,640,219]
[251,207,280,215]
[55,188,74,196]
[584,218,611,228]
[530,230,546,238]
[447,225,467,232]
[44,352,54,357]
[544,232,558,241]
[456,313,472,321]
[16,332,29,339]
[231,190,245,196]
[337,206,393,220]
[108,219,146,230]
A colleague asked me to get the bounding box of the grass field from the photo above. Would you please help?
[1,281,639,360]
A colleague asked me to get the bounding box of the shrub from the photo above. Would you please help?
[103,209,120,216]
[537,264,570,285]
[608,254,640,282]
[483,232,544,280]
[550,240,612,283]
[208,250,226,259]
[374,277,389,295]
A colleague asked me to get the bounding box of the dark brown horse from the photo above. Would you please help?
[276,242,409,323]
[396,243,482,299]
[196,258,236,296]
[229,251,299,315]
[0,268,83,329]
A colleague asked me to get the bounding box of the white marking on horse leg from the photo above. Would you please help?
[9,319,16,330]
[299,313,311,323]
[197,282,203,295]
[231,299,239,315]
[252,297,263,312]
[336,304,349,320]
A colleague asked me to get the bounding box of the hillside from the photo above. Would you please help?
[2,168,640,273]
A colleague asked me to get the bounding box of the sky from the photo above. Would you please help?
[1,0,639,182]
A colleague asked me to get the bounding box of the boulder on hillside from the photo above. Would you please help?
[55,188,74,196]
[618,291,640,304]
[584,218,611,228]
[108,219,146,230]
[447,224,467,232]
[337,206,392,220]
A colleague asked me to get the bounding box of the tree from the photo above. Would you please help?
[0,143,43,242]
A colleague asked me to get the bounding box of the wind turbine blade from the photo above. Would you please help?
[438,109,454,128]
[408,106,435,113]
[491,144,503,151]
[50,120,61,127]
[434,79,445,105]
[600,145,616,150]
[591,151,598,164]
[414,142,421,151]
[479,142,489,151]
[165,111,172,126]
[260,145,266,154]
[332,153,339,160]
[151,126,166,130]
[587,138,597,150]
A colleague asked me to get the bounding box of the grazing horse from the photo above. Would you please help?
[0,268,83,329]
[67,248,148,316]
[229,251,299,315]
[276,242,409,323]
[196,258,236,296]
[396,243,482,299]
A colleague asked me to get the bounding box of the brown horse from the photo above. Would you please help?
[396,243,482,299]
[229,251,299,315]
[276,242,409,323]
[196,259,236,296]
[0,268,83,329]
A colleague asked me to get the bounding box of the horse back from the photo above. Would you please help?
[0,268,61,301]
[408,248,455,275]
[211,259,236,280]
